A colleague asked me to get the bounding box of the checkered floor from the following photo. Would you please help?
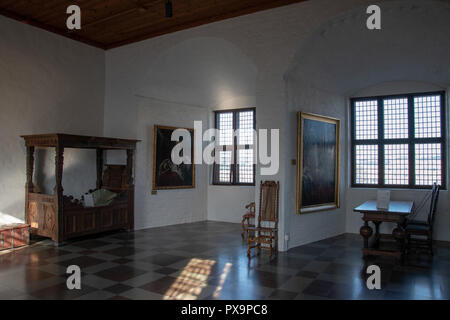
[0,221,449,300]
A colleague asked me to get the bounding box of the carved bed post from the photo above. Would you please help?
[25,146,35,225]
[126,149,135,184]
[126,149,135,231]
[54,145,64,244]
[96,148,104,189]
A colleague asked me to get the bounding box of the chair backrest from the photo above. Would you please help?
[427,183,440,225]
[258,181,279,226]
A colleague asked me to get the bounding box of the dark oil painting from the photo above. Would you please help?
[153,125,195,190]
[297,113,340,213]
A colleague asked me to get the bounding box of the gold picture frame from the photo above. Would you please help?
[296,112,340,214]
[152,125,195,190]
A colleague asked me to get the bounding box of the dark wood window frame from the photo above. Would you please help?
[213,107,256,186]
[351,91,447,190]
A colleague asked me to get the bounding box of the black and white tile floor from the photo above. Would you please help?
[0,221,449,300]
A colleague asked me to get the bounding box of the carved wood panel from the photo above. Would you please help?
[28,202,38,229]
[27,193,56,239]
[63,204,128,239]
[41,203,57,238]
[114,206,129,226]
[81,211,97,233]
[64,208,97,237]
[100,208,114,230]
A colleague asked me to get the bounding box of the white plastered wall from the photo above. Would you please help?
[0,15,105,224]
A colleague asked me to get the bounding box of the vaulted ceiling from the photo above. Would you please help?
[0,0,307,50]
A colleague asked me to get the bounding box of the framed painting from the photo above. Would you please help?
[152,125,195,190]
[297,112,340,214]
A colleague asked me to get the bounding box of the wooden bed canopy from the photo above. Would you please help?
[21,134,140,245]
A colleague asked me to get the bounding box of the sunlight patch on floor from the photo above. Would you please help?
[212,262,232,299]
[163,258,215,300]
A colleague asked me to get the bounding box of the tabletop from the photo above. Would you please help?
[353,200,414,215]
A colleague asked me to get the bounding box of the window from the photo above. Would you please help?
[213,108,255,185]
[351,91,446,189]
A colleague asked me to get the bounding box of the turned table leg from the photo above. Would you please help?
[393,223,406,263]
[374,221,381,248]
[360,221,373,254]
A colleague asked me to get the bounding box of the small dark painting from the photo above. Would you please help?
[152,125,195,190]
[297,113,340,213]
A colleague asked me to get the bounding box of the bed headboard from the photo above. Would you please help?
[102,165,129,192]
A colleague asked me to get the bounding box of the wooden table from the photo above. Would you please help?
[354,200,414,260]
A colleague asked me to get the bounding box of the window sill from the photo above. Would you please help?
[211,183,255,187]
[350,185,446,191]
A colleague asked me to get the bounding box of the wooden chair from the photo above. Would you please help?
[241,202,255,239]
[247,181,279,258]
[405,183,440,256]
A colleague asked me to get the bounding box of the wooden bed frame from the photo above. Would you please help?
[21,134,140,245]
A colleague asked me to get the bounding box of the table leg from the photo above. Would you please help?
[393,223,406,263]
[374,221,381,248]
[360,221,373,251]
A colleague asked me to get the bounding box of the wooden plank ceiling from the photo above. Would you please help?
[0,0,307,50]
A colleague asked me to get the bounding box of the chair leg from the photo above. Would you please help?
[247,229,251,257]
[406,234,410,252]
[269,234,273,257]
[241,218,246,239]
[429,237,433,256]
[257,233,261,256]
[274,232,278,255]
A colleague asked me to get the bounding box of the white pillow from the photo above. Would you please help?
[84,194,94,207]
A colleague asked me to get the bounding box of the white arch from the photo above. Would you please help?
[135,36,258,109]
[285,0,450,95]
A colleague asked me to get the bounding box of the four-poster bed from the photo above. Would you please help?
[21,134,140,245]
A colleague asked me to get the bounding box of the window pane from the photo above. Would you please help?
[218,150,232,183]
[415,143,442,186]
[355,145,378,184]
[384,144,408,185]
[214,109,256,185]
[414,95,441,138]
[238,149,254,184]
[238,111,254,145]
[218,112,233,145]
[384,98,408,139]
[355,100,378,140]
